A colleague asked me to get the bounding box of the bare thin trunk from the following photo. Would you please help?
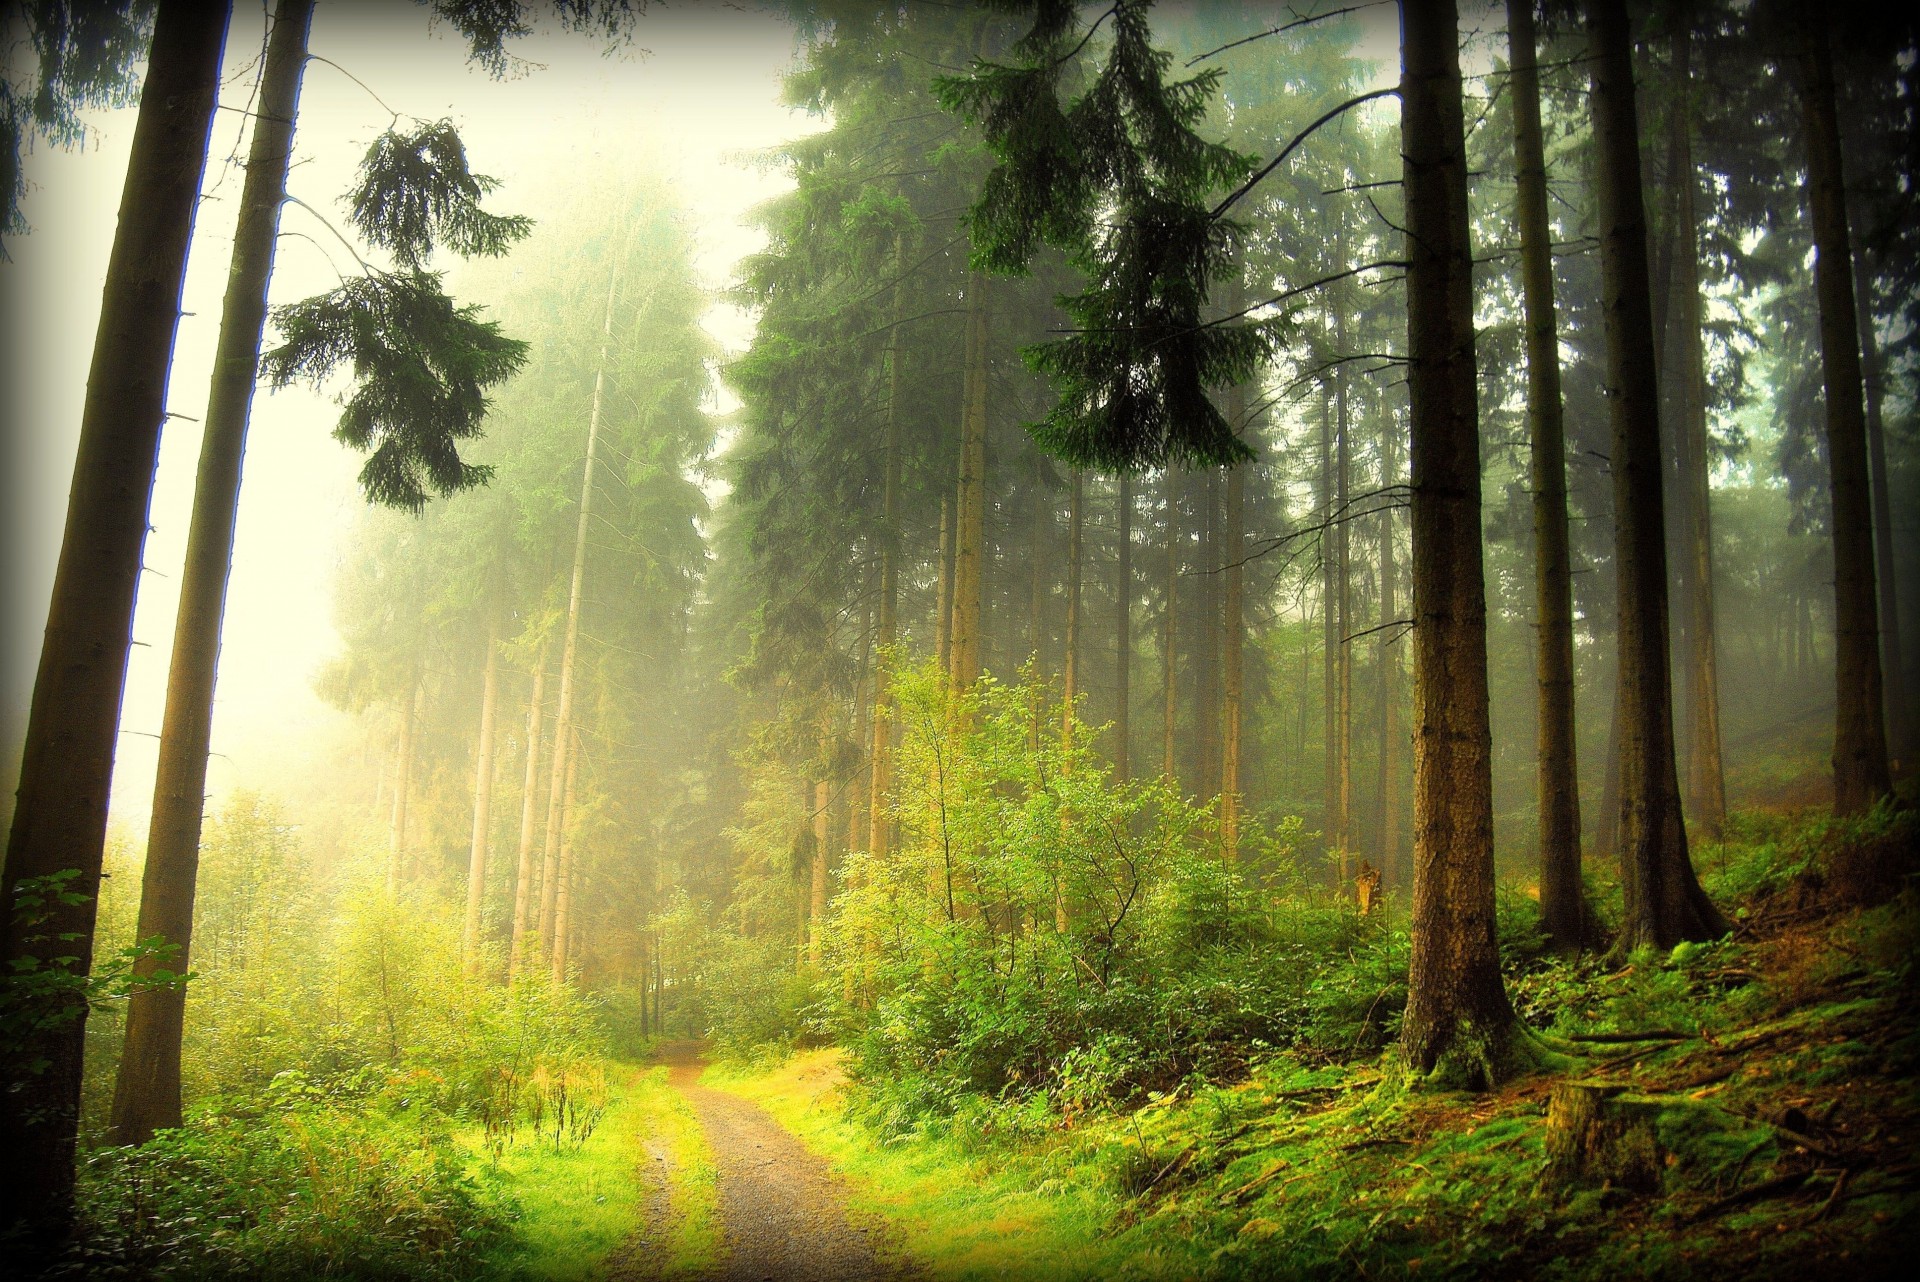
[464,611,501,970]
[1853,249,1912,774]
[949,271,990,691]
[1376,415,1403,886]
[1334,294,1354,873]
[1115,472,1132,781]
[1064,469,1083,747]
[550,731,580,983]
[1222,458,1245,864]
[810,774,830,966]
[1162,470,1179,781]
[1320,392,1340,879]
[1669,23,1727,838]
[868,252,906,856]
[540,256,621,948]
[1798,10,1893,813]
[1590,0,1726,951]
[387,680,416,892]
[509,659,547,978]
[935,495,955,673]
[1508,0,1587,949]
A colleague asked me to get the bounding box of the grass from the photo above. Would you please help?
[469,1061,719,1280]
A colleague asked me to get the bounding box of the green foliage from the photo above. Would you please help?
[939,0,1268,468]
[823,662,1411,1128]
[348,120,532,267]
[3,868,185,1112]
[262,270,528,511]
[1,0,151,241]
[64,1102,508,1281]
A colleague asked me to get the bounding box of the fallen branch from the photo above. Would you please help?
[1689,1168,1812,1222]
[1567,1029,1694,1044]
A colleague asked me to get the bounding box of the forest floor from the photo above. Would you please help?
[601,1042,918,1282]
[696,814,1920,1280]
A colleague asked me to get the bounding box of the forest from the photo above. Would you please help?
[1,0,1916,1278]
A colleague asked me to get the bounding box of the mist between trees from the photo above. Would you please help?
[1,0,1915,1276]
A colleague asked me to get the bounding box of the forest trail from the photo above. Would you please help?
[605,1042,918,1282]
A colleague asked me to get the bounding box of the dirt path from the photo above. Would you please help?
[607,1043,917,1282]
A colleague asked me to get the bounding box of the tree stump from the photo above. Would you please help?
[1545,1081,1665,1192]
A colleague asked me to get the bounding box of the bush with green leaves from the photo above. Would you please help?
[827,661,1425,1126]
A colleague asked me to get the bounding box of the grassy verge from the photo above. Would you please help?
[709,1051,1185,1280]
[467,1062,650,1281]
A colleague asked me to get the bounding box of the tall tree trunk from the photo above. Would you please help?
[1221,453,1245,864]
[1320,391,1340,878]
[868,251,906,857]
[0,0,226,1242]
[537,724,571,947]
[1162,469,1179,781]
[935,495,955,673]
[509,658,547,978]
[1376,412,1403,886]
[1507,0,1587,950]
[387,679,416,891]
[1115,472,1133,781]
[1798,10,1893,813]
[1852,249,1912,775]
[1398,0,1519,1084]
[1668,22,1728,838]
[464,610,501,971]
[105,0,309,1150]
[809,772,830,966]
[540,255,620,947]
[1334,294,1354,875]
[1589,0,1726,951]
[1196,471,1221,794]
[550,730,580,983]
[949,271,990,691]
[1030,483,1049,667]
[1063,469,1084,747]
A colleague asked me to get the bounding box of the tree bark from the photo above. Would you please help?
[809,773,830,966]
[1852,248,1912,776]
[1589,0,1726,952]
[105,0,309,1151]
[1222,454,1245,864]
[1334,292,1354,875]
[539,254,619,951]
[1115,471,1133,781]
[949,271,990,691]
[509,657,547,978]
[1162,469,1179,782]
[1507,0,1587,951]
[0,0,226,1242]
[550,729,580,983]
[868,251,906,857]
[387,678,416,891]
[1668,21,1728,838]
[1376,411,1403,886]
[464,609,500,971]
[1064,469,1084,747]
[1196,471,1221,795]
[1798,8,1893,814]
[1320,390,1341,879]
[1398,0,1518,1085]
[935,494,955,673]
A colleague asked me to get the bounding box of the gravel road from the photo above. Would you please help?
[605,1043,918,1282]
